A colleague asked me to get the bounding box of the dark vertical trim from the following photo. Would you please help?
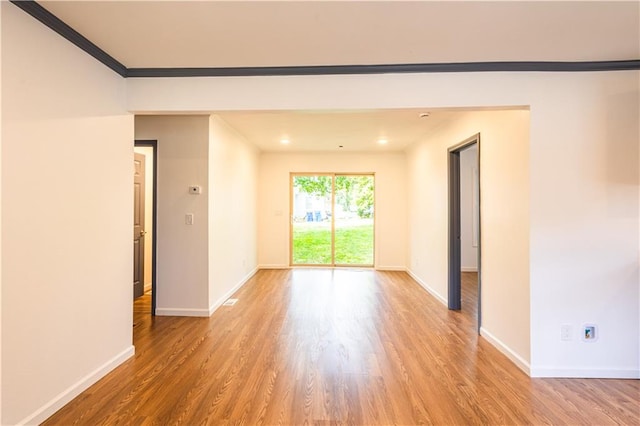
[9,0,127,77]
[448,150,462,310]
[135,140,158,316]
[448,134,481,329]
[476,136,482,333]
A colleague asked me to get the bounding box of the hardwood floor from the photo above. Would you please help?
[461,271,478,321]
[132,291,152,334]
[44,269,639,425]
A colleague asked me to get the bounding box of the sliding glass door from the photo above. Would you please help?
[291,174,374,266]
[291,175,333,264]
[334,175,374,265]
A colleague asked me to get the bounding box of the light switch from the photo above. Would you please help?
[185,213,194,225]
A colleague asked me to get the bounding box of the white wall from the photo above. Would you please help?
[407,110,531,371]
[134,115,259,316]
[0,8,634,426]
[460,145,478,271]
[127,70,639,378]
[529,75,639,377]
[208,116,259,310]
[133,146,154,292]
[2,3,133,424]
[258,152,407,269]
[134,116,210,316]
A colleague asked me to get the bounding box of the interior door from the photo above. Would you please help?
[133,152,146,299]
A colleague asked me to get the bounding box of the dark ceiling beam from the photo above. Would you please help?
[126,60,640,78]
[10,1,640,79]
[10,0,127,77]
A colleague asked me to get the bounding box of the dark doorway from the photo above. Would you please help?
[134,140,158,316]
[448,134,481,331]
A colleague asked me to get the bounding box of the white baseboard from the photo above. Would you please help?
[18,345,135,426]
[257,264,290,269]
[406,269,447,307]
[155,268,260,317]
[375,265,407,271]
[530,367,640,379]
[208,267,259,315]
[480,327,531,375]
[155,308,211,317]
[259,265,408,271]
[461,266,478,272]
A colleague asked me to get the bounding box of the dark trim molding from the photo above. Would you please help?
[448,134,481,330]
[10,0,127,77]
[134,140,158,316]
[127,60,640,78]
[11,0,640,79]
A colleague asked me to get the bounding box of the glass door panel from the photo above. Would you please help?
[291,175,333,265]
[334,175,374,266]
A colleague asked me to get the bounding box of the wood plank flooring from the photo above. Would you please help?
[44,269,640,425]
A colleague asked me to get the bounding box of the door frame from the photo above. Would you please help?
[290,172,375,267]
[134,140,158,316]
[448,134,481,331]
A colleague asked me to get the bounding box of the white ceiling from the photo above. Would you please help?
[214,109,465,152]
[33,1,638,152]
[40,1,639,69]
[40,0,640,68]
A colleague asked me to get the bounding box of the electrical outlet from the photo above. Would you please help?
[582,324,597,342]
[561,324,573,341]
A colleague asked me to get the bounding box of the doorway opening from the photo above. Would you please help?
[134,140,157,316]
[290,173,375,267]
[448,134,481,331]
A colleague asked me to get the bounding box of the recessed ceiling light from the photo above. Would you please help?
[378,138,388,145]
[280,138,290,145]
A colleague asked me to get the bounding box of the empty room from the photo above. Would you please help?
[1,1,639,425]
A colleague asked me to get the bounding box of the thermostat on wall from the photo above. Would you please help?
[189,185,202,195]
